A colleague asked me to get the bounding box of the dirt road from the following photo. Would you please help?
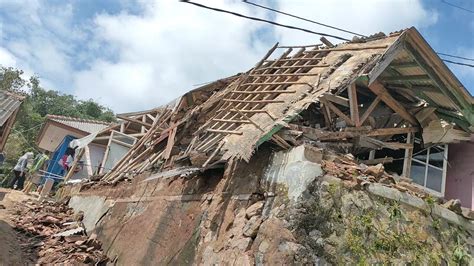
[0,188,36,264]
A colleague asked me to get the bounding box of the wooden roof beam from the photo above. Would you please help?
[382,74,431,82]
[390,61,419,68]
[368,81,419,125]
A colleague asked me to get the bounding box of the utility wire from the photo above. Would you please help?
[242,0,367,37]
[241,0,472,68]
[441,58,474,68]
[180,0,350,41]
[437,52,474,62]
[441,0,474,13]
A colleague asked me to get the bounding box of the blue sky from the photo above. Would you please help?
[0,0,472,112]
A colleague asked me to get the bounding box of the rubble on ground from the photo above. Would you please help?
[11,200,108,264]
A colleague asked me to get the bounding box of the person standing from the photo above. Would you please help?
[9,152,34,190]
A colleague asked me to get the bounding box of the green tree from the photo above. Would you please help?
[0,67,116,169]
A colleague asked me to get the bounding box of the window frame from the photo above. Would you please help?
[410,144,448,197]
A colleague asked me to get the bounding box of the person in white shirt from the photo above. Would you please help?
[9,152,34,190]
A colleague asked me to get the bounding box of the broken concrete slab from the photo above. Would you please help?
[263,145,323,202]
[68,195,113,233]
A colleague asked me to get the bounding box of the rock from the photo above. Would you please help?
[243,216,263,238]
[304,145,323,163]
[379,176,395,185]
[0,204,5,209]
[461,208,474,220]
[278,241,303,253]
[442,199,462,215]
[235,253,253,266]
[231,237,253,251]
[363,163,384,178]
[258,240,270,253]
[246,201,264,219]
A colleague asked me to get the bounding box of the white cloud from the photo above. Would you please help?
[73,0,271,112]
[0,46,17,67]
[1,0,442,112]
[274,0,438,45]
[73,0,440,112]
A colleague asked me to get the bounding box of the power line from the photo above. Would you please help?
[242,0,367,37]
[441,58,474,68]
[437,52,474,62]
[180,0,350,41]
[441,0,474,13]
[242,0,473,67]
[182,1,473,69]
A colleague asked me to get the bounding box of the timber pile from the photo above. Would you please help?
[11,200,108,264]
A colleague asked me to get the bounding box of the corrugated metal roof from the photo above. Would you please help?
[47,115,110,134]
[0,91,23,126]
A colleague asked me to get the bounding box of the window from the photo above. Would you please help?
[410,145,448,197]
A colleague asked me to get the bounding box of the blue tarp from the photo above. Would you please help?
[42,135,76,184]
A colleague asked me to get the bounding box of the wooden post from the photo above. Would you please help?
[348,83,360,127]
[84,146,93,176]
[64,148,85,182]
[402,132,414,177]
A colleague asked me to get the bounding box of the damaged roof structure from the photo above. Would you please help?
[0,90,24,152]
[67,27,473,206]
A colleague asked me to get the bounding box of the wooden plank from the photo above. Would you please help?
[366,127,419,136]
[381,74,431,82]
[117,115,152,128]
[253,64,329,72]
[402,132,414,177]
[264,57,323,63]
[212,118,250,124]
[348,83,360,126]
[322,93,349,107]
[321,99,354,126]
[231,90,296,94]
[368,81,418,125]
[305,44,388,53]
[360,96,381,125]
[241,81,312,87]
[206,129,243,135]
[320,37,334,48]
[223,99,284,104]
[64,148,85,181]
[359,136,413,150]
[163,123,177,160]
[390,61,418,68]
[248,73,320,77]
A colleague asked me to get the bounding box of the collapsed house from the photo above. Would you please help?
[59,27,474,264]
[0,90,24,153]
[68,27,473,206]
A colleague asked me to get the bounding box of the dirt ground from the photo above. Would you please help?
[0,188,37,264]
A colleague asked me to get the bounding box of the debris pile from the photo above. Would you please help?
[322,155,428,198]
[11,200,108,264]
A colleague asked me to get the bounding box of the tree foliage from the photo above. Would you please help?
[0,66,116,166]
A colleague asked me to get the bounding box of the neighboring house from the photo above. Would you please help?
[0,90,24,152]
[37,115,110,152]
[36,115,110,180]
